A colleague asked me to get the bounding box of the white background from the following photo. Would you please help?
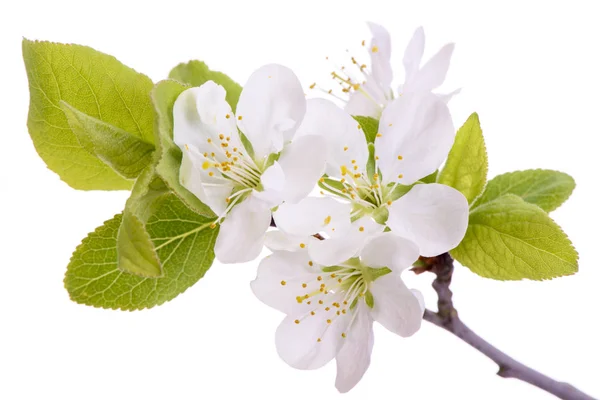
[1,1,599,399]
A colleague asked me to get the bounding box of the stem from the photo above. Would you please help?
[420,254,596,400]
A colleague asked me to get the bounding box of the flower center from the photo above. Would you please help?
[288,259,390,342]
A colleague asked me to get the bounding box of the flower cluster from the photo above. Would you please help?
[173,23,469,393]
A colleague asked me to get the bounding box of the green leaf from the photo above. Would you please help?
[64,195,218,310]
[420,170,438,184]
[438,113,488,203]
[151,80,214,217]
[168,60,242,111]
[354,116,379,143]
[451,194,578,281]
[60,101,155,180]
[471,169,576,213]
[22,39,155,190]
[117,167,169,278]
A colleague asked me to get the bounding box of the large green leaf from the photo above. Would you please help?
[471,169,575,212]
[65,195,218,310]
[438,113,487,203]
[151,80,214,217]
[354,116,379,144]
[22,39,155,190]
[451,194,578,280]
[60,101,155,180]
[168,60,242,111]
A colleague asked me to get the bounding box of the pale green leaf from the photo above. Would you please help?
[438,113,488,203]
[65,195,218,310]
[116,167,169,278]
[471,169,576,213]
[22,39,155,190]
[451,194,578,280]
[151,80,214,217]
[60,101,155,180]
[169,60,242,111]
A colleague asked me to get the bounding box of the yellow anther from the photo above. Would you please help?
[325,307,330,311]
[361,40,365,46]
[221,143,228,148]
[341,333,346,338]
[340,165,349,176]
[219,134,224,140]
[371,45,379,53]
[397,155,403,160]
[319,300,324,305]
[375,156,379,160]
[294,319,300,324]
[280,280,286,286]
[337,278,342,283]
[299,243,306,249]
[351,159,356,164]
[238,116,243,120]
[201,161,211,170]
[360,64,367,70]
[388,123,393,127]
[342,309,347,314]
[398,174,404,179]
[376,133,382,138]
[359,226,365,232]
[340,178,346,183]
[373,173,379,180]
[319,177,325,183]
[324,215,332,225]
[317,276,323,281]
[387,200,393,206]
[302,283,307,288]
[184,144,190,151]
[317,338,322,342]
[225,198,230,203]
[307,301,311,305]
[337,311,341,315]
[327,319,332,324]
[330,273,337,278]
[208,172,214,177]
[207,138,212,143]
[343,301,348,305]
[310,83,316,89]
[210,223,217,229]
[343,146,349,151]
[296,296,303,303]
[308,261,314,266]
[311,311,315,316]
[353,165,358,171]
[354,174,361,179]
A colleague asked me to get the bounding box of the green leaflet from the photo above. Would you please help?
[22,39,155,190]
[354,116,379,144]
[117,167,170,278]
[438,113,488,203]
[169,60,242,111]
[471,169,576,213]
[451,195,578,281]
[65,196,218,310]
[60,101,155,180]
[151,80,214,217]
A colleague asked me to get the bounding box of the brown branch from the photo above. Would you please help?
[421,254,596,400]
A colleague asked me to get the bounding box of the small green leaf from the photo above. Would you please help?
[22,39,154,190]
[151,80,214,217]
[471,169,576,213]
[117,167,169,278]
[169,60,242,111]
[438,113,488,203]
[451,194,578,281]
[60,101,155,180]
[354,116,379,143]
[65,195,218,310]
[420,170,438,184]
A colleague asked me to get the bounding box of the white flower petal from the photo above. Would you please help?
[370,273,423,337]
[179,147,233,216]
[277,135,326,203]
[274,197,352,237]
[335,302,374,393]
[403,27,425,83]
[253,161,285,208]
[387,183,469,256]
[275,295,350,370]
[236,64,306,158]
[376,92,454,185]
[367,22,393,90]
[214,197,271,263]
[296,98,369,178]
[410,43,455,93]
[173,83,238,154]
[345,90,382,118]
[264,231,319,252]
[360,232,420,272]
[438,88,462,103]
[251,250,319,315]
[309,217,384,266]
